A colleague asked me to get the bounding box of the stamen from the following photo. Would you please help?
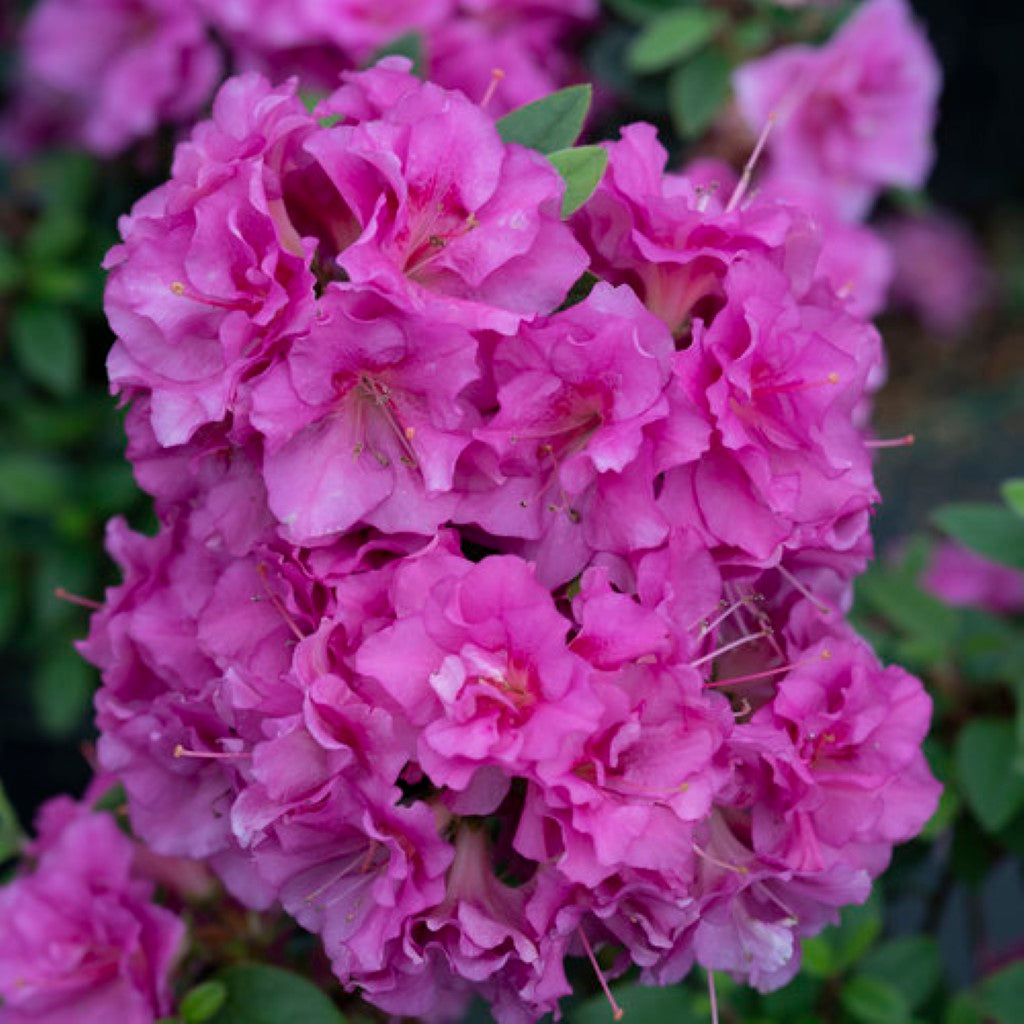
[776,564,832,617]
[697,594,758,638]
[692,842,748,876]
[705,648,832,689]
[725,111,777,214]
[303,848,371,905]
[173,744,249,761]
[169,281,247,313]
[357,375,419,469]
[752,372,840,397]
[54,587,102,610]
[708,969,719,1024]
[577,927,624,1021]
[865,433,915,449]
[256,563,305,641]
[480,68,505,110]
[689,629,771,670]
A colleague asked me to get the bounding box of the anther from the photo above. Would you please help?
[256,563,305,641]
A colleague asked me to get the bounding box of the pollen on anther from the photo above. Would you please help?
[170,281,186,295]
[404,426,416,441]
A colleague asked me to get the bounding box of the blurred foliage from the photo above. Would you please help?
[0,150,146,754]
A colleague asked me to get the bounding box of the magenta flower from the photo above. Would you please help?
[734,0,941,220]
[8,0,219,157]
[921,540,1024,614]
[0,798,184,1023]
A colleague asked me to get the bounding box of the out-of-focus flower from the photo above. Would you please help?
[921,540,1024,614]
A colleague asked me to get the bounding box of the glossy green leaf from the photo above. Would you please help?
[860,937,941,1009]
[627,8,727,75]
[840,975,912,1024]
[667,48,731,139]
[547,146,609,216]
[496,85,591,154]
[955,717,1024,832]
[572,980,700,1024]
[207,964,346,1024]
[181,981,229,1023]
[10,303,83,397]
[932,502,1024,570]
[603,0,680,24]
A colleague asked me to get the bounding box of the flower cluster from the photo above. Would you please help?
[80,59,940,1021]
[2,0,594,156]
[0,797,185,1024]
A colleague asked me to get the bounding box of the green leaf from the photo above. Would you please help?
[10,303,83,397]
[603,0,679,24]
[944,992,984,1024]
[547,146,609,216]
[572,980,700,1024]
[367,32,424,76]
[558,271,601,312]
[31,647,94,739]
[0,778,24,863]
[1001,477,1024,518]
[840,975,912,1024]
[667,48,731,139]
[979,961,1024,1023]
[25,208,85,263]
[932,502,1024,570]
[627,9,727,75]
[800,934,835,979]
[860,937,941,1009]
[207,964,346,1024]
[181,981,229,1023]
[496,85,592,154]
[0,453,67,515]
[954,718,1024,833]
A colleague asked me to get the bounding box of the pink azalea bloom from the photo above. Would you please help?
[7,0,219,157]
[881,211,992,337]
[0,798,184,1023]
[357,554,602,792]
[572,123,822,337]
[921,540,1024,614]
[734,0,941,220]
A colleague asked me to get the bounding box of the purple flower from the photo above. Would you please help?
[0,798,184,1023]
[921,540,1024,614]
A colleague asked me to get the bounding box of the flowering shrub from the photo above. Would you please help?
[51,52,945,1020]
[7,2,1021,1022]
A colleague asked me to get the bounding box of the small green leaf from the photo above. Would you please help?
[955,718,1024,833]
[800,935,835,978]
[32,647,94,739]
[207,964,346,1024]
[1001,478,1024,518]
[979,960,1024,1023]
[496,85,592,154]
[181,981,229,1023]
[547,146,609,216]
[860,937,941,1009]
[572,980,700,1024]
[667,48,731,139]
[840,975,912,1024]
[558,271,601,312]
[0,778,24,863]
[627,9,727,75]
[932,502,1024,570]
[367,32,423,75]
[10,303,84,397]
